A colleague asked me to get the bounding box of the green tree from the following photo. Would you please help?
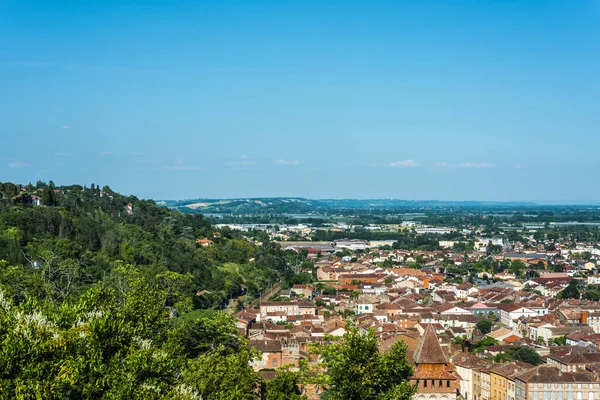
[41,182,56,206]
[179,349,261,400]
[476,319,493,334]
[508,260,526,277]
[559,280,580,299]
[583,289,600,301]
[511,347,542,366]
[265,369,306,400]
[316,325,415,400]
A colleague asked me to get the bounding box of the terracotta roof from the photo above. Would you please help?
[516,365,596,383]
[414,323,448,365]
[250,340,282,353]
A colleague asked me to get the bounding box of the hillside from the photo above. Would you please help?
[0,181,310,398]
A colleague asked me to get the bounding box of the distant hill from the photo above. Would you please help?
[159,198,328,214]
[159,197,539,214]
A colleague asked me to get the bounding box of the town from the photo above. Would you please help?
[227,218,600,400]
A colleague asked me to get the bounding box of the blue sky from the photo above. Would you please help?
[1,1,599,202]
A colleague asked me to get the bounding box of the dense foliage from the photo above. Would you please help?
[312,326,416,400]
[0,182,305,398]
[0,182,290,310]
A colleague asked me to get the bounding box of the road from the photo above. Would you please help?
[246,282,282,310]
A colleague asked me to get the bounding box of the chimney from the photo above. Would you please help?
[581,311,588,324]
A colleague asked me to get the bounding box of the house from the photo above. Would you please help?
[456,282,478,299]
[316,267,344,281]
[259,302,300,321]
[454,353,491,400]
[515,365,599,400]
[298,300,317,316]
[250,340,283,371]
[339,273,379,285]
[291,284,314,299]
[440,305,474,316]
[535,325,594,345]
[234,311,257,337]
[504,253,548,268]
[497,304,538,328]
[11,194,42,207]
[490,362,533,400]
[332,239,369,251]
[355,297,378,315]
[487,327,523,342]
[195,239,214,247]
[470,303,501,319]
[546,347,600,372]
[124,203,133,214]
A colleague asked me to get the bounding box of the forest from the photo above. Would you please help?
[0,181,314,398]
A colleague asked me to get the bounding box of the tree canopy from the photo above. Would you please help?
[313,325,416,400]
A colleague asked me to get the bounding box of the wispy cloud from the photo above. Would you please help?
[389,159,420,168]
[274,159,300,166]
[459,162,494,169]
[434,162,451,168]
[225,155,256,167]
[8,161,29,168]
[100,152,114,156]
[54,152,71,157]
[62,125,70,129]
[162,156,203,171]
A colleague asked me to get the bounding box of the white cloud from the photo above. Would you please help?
[225,155,256,167]
[274,159,299,166]
[389,159,420,168]
[8,161,29,168]
[459,162,494,168]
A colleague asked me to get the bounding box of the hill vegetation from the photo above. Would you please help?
[0,181,309,398]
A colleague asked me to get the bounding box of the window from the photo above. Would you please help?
[559,392,563,400]
[272,359,277,367]
[545,392,549,400]
[447,381,450,388]
[569,392,573,400]
[534,393,538,400]
[552,392,555,400]
[424,380,428,388]
[439,380,443,388]
[589,393,594,400]
[577,392,582,400]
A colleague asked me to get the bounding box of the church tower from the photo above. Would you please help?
[411,324,458,400]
